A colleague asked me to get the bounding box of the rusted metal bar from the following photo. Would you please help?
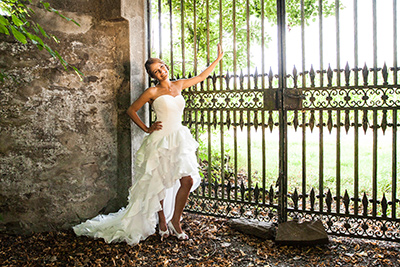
[206,0,210,66]
[319,110,324,212]
[335,0,341,210]
[219,0,223,74]
[220,109,225,199]
[180,0,185,76]
[301,0,306,88]
[158,0,162,59]
[392,110,398,218]
[194,110,199,163]
[207,110,212,197]
[246,0,251,87]
[372,110,378,216]
[261,0,265,88]
[335,0,340,86]
[233,0,237,85]
[302,111,307,210]
[262,111,266,204]
[193,0,197,75]
[336,110,341,213]
[354,110,359,216]
[247,110,252,201]
[169,0,174,77]
[353,0,358,86]
[234,110,238,201]
[300,0,307,211]
[277,0,287,223]
[319,0,324,87]
[372,0,378,85]
[394,0,398,85]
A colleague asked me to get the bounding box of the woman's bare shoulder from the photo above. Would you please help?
[143,86,158,97]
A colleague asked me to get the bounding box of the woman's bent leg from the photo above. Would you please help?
[170,176,193,233]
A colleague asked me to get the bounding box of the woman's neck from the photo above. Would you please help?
[158,79,171,88]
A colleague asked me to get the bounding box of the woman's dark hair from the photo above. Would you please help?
[145,58,169,79]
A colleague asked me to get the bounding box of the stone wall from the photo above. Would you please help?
[0,0,136,233]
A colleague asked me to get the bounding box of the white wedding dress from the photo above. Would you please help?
[73,94,201,245]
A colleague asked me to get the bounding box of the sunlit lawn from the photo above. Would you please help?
[199,126,399,201]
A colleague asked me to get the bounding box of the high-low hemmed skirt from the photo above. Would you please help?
[73,125,201,246]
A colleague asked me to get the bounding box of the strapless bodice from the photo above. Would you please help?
[152,94,185,134]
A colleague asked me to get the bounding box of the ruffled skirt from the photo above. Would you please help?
[73,126,201,245]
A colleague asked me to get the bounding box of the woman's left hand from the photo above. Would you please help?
[216,43,224,61]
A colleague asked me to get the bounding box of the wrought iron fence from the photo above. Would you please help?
[149,0,400,241]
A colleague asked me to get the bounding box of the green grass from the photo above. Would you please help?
[198,126,399,201]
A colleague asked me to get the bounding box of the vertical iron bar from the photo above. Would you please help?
[394,0,398,85]
[180,0,185,76]
[261,0,265,88]
[277,0,287,223]
[318,0,324,213]
[220,109,225,199]
[195,111,199,161]
[372,110,378,216]
[354,110,359,216]
[234,110,238,201]
[219,0,223,75]
[319,110,324,212]
[207,110,212,198]
[260,0,266,205]
[336,110,341,213]
[206,0,210,90]
[193,0,197,75]
[247,110,252,201]
[372,0,378,85]
[335,0,340,85]
[353,0,358,86]
[352,1,360,216]
[169,0,174,77]
[206,0,210,66]
[147,0,152,60]
[233,0,237,84]
[158,0,162,59]
[335,0,341,212]
[218,0,225,200]
[246,0,251,87]
[147,0,152,126]
[392,110,398,218]
[302,111,306,210]
[262,111,266,204]
[301,0,306,88]
[300,0,307,210]
[319,0,324,87]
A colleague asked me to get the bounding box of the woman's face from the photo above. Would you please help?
[149,63,169,81]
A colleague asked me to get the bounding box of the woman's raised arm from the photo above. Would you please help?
[179,44,224,90]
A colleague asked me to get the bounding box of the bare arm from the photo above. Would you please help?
[179,44,224,90]
[126,88,162,133]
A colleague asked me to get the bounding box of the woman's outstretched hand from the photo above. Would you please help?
[216,43,224,61]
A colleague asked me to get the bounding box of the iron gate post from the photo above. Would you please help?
[277,0,288,223]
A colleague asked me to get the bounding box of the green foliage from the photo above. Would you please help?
[153,0,340,77]
[0,0,82,79]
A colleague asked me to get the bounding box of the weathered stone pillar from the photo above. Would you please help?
[121,0,149,181]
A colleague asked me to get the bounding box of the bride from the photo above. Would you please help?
[73,44,224,245]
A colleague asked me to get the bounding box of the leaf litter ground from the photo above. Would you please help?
[1,213,399,266]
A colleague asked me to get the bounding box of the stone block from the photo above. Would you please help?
[228,218,276,240]
[275,220,329,246]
